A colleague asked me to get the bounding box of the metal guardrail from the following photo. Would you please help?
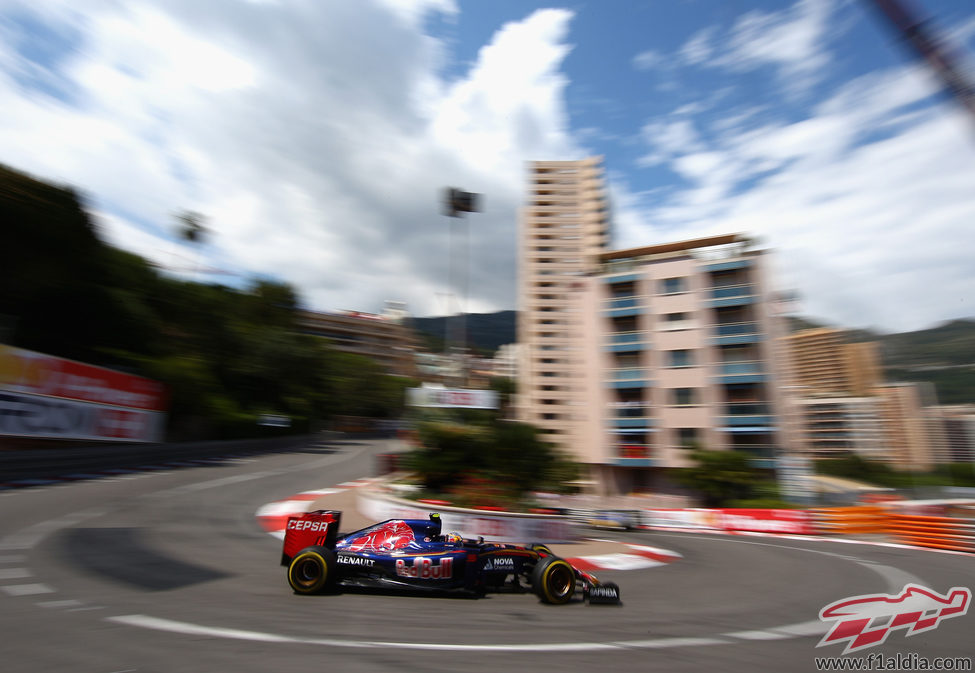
[888,514,975,553]
[810,506,889,535]
[810,505,975,554]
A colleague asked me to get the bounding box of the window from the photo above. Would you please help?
[661,277,686,294]
[678,428,698,448]
[615,353,640,367]
[672,388,697,405]
[665,312,688,322]
[668,350,693,367]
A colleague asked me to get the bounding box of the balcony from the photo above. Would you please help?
[706,284,756,308]
[609,403,650,418]
[723,402,773,427]
[605,330,649,352]
[602,273,641,284]
[710,321,762,345]
[705,259,753,273]
[612,420,655,431]
[603,296,643,318]
[725,402,770,415]
[606,367,651,389]
[715,360,767,384]
[606,297,640,309]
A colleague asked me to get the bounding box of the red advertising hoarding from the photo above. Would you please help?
[643,508,814,535]
[0,345,166,443]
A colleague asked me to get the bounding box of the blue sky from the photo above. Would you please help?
[2,0,974,333]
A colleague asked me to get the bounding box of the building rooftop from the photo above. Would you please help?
[598,233,751,262]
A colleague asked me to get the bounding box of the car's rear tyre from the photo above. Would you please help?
[287,546,336,595]
[531,556,576,605]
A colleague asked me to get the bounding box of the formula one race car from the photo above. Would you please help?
[281,510,621,605]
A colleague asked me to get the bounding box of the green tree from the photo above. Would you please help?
[677,450,764,507]
[406,418,580,504]
[1,164,416,442]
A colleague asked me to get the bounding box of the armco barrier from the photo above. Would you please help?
[357,488,580,544]
[888,514,975,553]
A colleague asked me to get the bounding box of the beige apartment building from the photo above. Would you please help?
[516,160,793,493]
[875,382,937,471]
[780,328,941,471]
[300,309,418,378]
[781,328,881,396]
[575,235,794,493]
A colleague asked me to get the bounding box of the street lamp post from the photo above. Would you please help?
[442,187,481,386]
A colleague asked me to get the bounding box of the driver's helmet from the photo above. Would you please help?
[445,532,463,545]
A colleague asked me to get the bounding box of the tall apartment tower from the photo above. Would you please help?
[516,158,611,447]
[782,328,881,396]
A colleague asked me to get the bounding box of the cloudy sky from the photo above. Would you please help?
[2,0,974,333]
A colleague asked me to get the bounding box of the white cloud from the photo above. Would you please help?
[637,117,705,166]
[679,26,716,66]
[632,48,662,71]
[718,0,834,96]
[632,62,975,332]
[0,1,581,319]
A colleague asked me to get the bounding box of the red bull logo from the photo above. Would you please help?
[395,556,453,579]
[344,520,416,552]
[818,584,971,654]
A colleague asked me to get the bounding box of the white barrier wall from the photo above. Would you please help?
[357,490,580,544]
[640,508,815,534]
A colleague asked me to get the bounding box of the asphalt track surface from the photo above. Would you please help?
[1,436,972,673]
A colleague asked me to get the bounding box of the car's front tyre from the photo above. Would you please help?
[287,546,336,595]
[531,556,576,605]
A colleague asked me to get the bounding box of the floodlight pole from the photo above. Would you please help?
[442,187,482,387]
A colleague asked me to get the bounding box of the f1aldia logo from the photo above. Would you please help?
[395,557,453,579]
[818,584,970,654]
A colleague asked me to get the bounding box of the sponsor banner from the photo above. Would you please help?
[640,509,716,530]
[358,491,580,543]
[642,508,814,535]
[713,508,814,535]
[406,387,498,410]
[0,391,164,443]
[0,344,166,411]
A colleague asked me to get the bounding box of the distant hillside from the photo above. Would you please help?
[875,319,975,405]
[414,311,975,403]
[410,310,516,355]
[789,317,975,404]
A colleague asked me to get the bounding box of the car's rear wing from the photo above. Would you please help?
[281,510,342,566]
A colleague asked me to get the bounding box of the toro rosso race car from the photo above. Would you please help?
[281,510,621,605]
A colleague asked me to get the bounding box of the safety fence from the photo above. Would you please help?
[781,505,975,554]
[809,506,888,536]
[639,505,975,554]
[886,514,975,553]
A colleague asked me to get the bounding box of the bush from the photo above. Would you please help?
[405,419,581,505]
[676,449,774,507]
